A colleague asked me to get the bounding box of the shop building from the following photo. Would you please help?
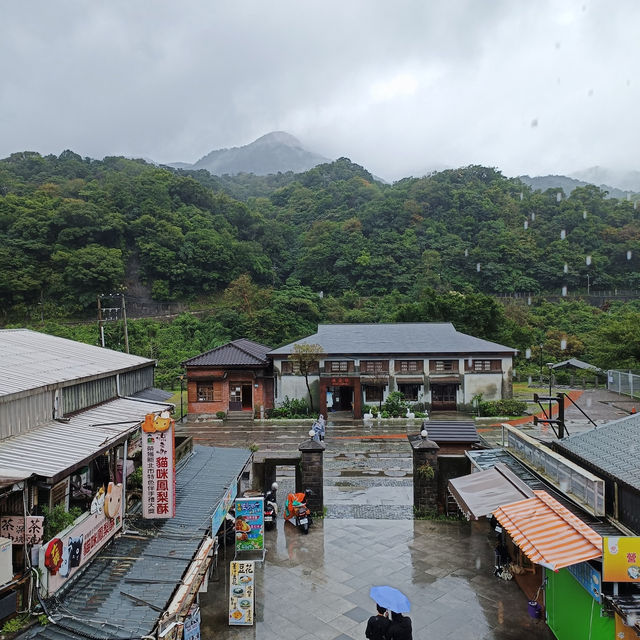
[182,339,273,419]
[0,329,172,621]
[269,323,517,418]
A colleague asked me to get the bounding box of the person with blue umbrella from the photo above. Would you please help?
[369,586,412,640]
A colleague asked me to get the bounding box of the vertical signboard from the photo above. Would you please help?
[211,483,237,538]
[234,498,264,551]
[603,537,640,582]
[228,560,255,625]
[142,413,176,519]
[183,605,201,640]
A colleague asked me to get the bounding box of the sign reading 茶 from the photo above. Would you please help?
[234,498,264,552]
[0,516,44,545]
[142,412,176,519]
[228,561,254,626]
[603,537,640,582]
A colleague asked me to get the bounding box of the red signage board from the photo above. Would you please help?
[330,377,351,386]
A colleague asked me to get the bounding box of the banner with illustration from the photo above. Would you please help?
[142,412,176,519]
[228,560,255,626]
[211,483,237,538]
[234,498,264,551]
[42,483,123,594]
[603,537,640,582]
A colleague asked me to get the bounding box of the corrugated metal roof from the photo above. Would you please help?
[132,387,174,402]
[18,445,251,640]
[419,420,480,443]
[467,448,619,537]
[448,463,535,520]
[0,329,154,399]
[555,413,640,490]
[552,358,602,372]
[493,490,603,571]
[0,397,170,483]
[269,323,517,356]
[183,338,272,367]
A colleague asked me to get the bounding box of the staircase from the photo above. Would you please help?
[225,410,253,422]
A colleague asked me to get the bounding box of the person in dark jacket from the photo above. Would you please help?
[387,611,412,640]
[365,604,390,640]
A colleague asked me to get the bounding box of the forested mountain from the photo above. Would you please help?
[170,131,330,176]
[2,149,640,382]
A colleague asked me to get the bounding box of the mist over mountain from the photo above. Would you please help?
[170,131,330,176]
[571,167,640,194]
[517,174,634,200]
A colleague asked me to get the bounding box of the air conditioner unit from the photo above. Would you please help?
[0,538,14,586]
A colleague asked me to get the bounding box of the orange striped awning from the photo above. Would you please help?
[493,490,603,571]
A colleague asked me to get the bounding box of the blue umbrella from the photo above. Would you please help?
[369,585,411,613]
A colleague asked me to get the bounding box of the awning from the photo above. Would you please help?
[493,490,603,571]
[448,463,534,520]
[0,397,171,484]
[395,377,424,384]
[429,376,461,385]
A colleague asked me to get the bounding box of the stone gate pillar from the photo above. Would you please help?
[409,433,440,515]
[298,438,325,514]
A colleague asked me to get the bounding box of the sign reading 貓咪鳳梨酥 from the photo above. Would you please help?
[142,412,176,519]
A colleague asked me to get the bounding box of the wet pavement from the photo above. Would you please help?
[178,389,631,639]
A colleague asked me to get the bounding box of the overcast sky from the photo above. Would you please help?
[1,1,639,181]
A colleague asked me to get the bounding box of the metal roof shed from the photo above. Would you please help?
[0,397,170,484]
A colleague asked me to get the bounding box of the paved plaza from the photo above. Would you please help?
[180,389,630,639]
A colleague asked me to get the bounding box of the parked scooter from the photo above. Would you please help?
[264,482,278,530]
[284,489,313,534]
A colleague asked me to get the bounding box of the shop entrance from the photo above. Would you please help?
[327,385,353,412]
[431,383,458,411]
[229,384,253,411]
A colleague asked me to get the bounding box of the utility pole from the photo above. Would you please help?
[97,295,105,348]
[121,293,129,354]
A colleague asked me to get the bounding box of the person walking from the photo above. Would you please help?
[365,604,390,640]
[387,611,412,640]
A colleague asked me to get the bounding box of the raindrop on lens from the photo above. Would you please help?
[464,248,469,257]
[627,250,632,260]
[583,210,587,219]
[520,192,524,201]
[531,212,536,221]
[560,339,567,350]
[528,376,532,385]
[527,296,532,306]
[560,230,566,240]
[525,348,532,359]
[524,220,528,230]
[586,397,592,408]
[475,557,482,569]
[562,286,568,296]
[476,263,481,272]
[586,255,592,266]
[563,263,568,274]
[557,192,562,202]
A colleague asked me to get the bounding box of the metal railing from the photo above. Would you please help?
[608,370,640,399]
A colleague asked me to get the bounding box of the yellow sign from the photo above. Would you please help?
[603,537,640,582]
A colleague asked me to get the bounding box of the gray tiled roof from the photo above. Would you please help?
[0,329,155,399]
[183,338,272,367]
[552,358,602,372]
[555,413,640,490]
[20,445,251,640]
[269,323,517,356]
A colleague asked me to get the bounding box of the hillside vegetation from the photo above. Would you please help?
[1,151,640,385]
